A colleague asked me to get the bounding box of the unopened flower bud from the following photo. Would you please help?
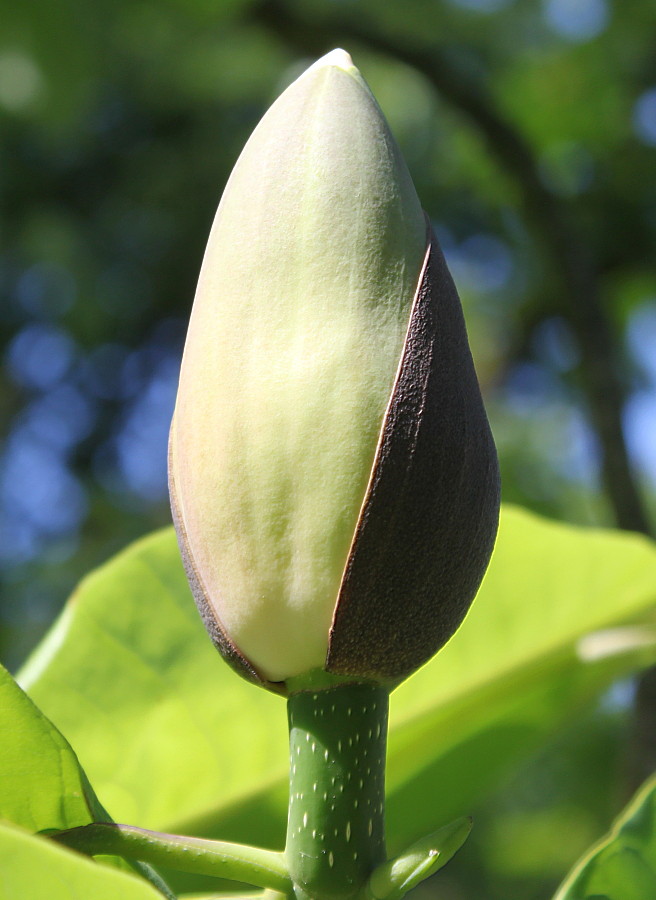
[169,49,500,692]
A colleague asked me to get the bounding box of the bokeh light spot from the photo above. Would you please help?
[0,49,42,111]
[0,434,87,545]
[445,232,514,296]
[624,391,656,486]
[20,385,96,452]
[114,356,179,501]
[14,263,76,318]
[632,87,656,147]
[627,301,656,381]
[543,0,609,42]
[6,324,76,391]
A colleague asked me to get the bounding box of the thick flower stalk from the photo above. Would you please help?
[168,49,500,900]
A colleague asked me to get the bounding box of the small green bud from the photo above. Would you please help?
[169,49,499,693]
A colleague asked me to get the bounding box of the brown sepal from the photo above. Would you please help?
[326,227,501,682]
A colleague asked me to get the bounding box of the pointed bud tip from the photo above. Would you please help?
[306,48,356,76]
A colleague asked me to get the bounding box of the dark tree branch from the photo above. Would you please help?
[252,0,652,536]
[625,668,656,793]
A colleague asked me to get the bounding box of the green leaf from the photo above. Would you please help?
[366,817,472,900]
[0,664,176,897]
[18,529,288,835]
[385,506,656,847]
[554,773,656,899]
[18,507,656,865]
[0,661,95,832]
[0,822,166,900]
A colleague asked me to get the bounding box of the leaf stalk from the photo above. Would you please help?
[50,822,292,894]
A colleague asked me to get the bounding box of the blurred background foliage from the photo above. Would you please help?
[1,0,655,897]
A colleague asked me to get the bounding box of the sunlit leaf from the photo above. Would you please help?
[0,662,95,832]
[0,822,165,900]
[18,506,656,879]
[18,529,288,834]
[554,772,656,899]
[0,664,176,895]
[386,506,656,847]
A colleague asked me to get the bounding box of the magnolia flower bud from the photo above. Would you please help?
[169,49,500,692]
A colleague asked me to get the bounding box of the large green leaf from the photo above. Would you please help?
[0,822,165,900]
[18,528,288,834]
[18,507,656,864]
[385,506,656,847]
[0,662,96,832]
[0,664,175,896]
[554,773,656,899]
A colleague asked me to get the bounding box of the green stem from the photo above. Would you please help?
[50,823,292,894]
[285,682,389,900]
